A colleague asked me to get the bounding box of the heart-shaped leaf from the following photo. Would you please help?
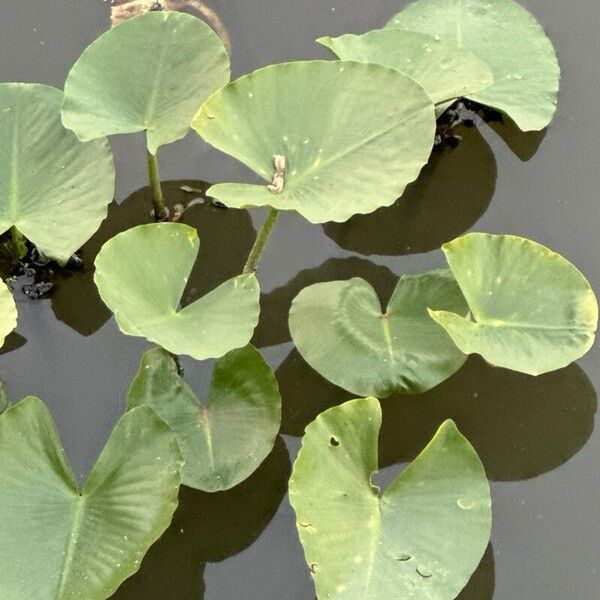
[289,270,468,397]
[192,60,435,223]
[62,11,230,154]
[0,83,115,263]
[387,0,560,131]
[429,233,598,375]
[127,344,281,492]
[94,223,260,360]
[0,396,183,600]
[318,29,493,107]
[0,277,17,349]
[289,397,491,600]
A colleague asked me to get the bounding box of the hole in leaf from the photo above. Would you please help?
[330,436,340,447]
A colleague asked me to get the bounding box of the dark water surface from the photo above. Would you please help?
[1,1,599,598]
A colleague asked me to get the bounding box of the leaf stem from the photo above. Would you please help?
[10,226,27,261]
[243,208,279,274]
[146,149,169,220]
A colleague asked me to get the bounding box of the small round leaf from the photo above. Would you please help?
[388,0,560,131]
[192,60,435,223]
[0,83,115,263]
[318,29,493,106]
[127,345,282,492]
[94,223,260,360]
[62,11,230,154]
[429,233,598,375]
[289,270,468,397]
[289,398,491,600]
[0,397,183,600]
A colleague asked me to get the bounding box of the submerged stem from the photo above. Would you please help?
[243,208,279,274]
[146,149,169,220]
[10,226,27,261]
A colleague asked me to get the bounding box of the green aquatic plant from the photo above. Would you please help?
[429,233,598,375]
[0,278,17,349]
[94,223,260,360]
[62,11,230,219]
[192,60,435,223]
[0,83,114,264]
[289,398,492,600]
[387,0,560,131]
[0,397,183,600]
[289,270,468,397]
[318,29,494,113]
[127,345,281,492]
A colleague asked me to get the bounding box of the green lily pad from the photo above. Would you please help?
[62,11,230,154]
[0,396,183,600]
[94,223,260,360]
[192,60,435,223]
[387,0,560,131]
[429,233,598,375]
[289,270,468,397]
[318,29,493,107]
[0,83,114,264]
[0,277,17,349]
[127,344,281,492]
[289,397,491,600]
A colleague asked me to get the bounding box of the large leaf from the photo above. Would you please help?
[0,396,183,600]
[62,11,230,154]
[289,270,468,397]
[429,233,598,375]
[289,397,491,599]
[387,0,560,131]
[0,277,17,349]
[94,223,260,360]
[0,83,114,263]
[192,60,435,223]
[318,29,493,107]
[127,344,281,492]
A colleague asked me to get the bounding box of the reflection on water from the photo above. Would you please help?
[277,350,596,482]
[111,437,290,600]
[50,180,255,336]
[254,257,398,348]
[323,124,496,256]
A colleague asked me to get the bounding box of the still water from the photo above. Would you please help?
[0,1,599,598]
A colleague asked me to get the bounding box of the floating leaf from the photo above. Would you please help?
[0,396,183,600]
[62,11,230,154]
[318,29,493,107]
[289,397,491,600]
[127,345,281,492]
[0,277,17,349]
[289,270,467,397]
[387,0,560,131]
[94,223,260,360]
[429,233,598,375]
[192,60,435,223]
[0,83,114,263]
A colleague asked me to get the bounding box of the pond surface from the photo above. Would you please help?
[1,1,599,598]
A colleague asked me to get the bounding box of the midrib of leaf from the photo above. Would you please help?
[9,97,20,223]
[55,492,87,599]
[142,35,171,130]
[379,316,396,365]
[198,407,215,469]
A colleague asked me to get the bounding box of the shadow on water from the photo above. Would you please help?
[485,114,547,162]
[253,257,398,348]
[277,350,596,481]
[111,436,291,600]
[50,180,255,336]
[0,332,26,356]
[457,545,495,600]
[322,124,496,257]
